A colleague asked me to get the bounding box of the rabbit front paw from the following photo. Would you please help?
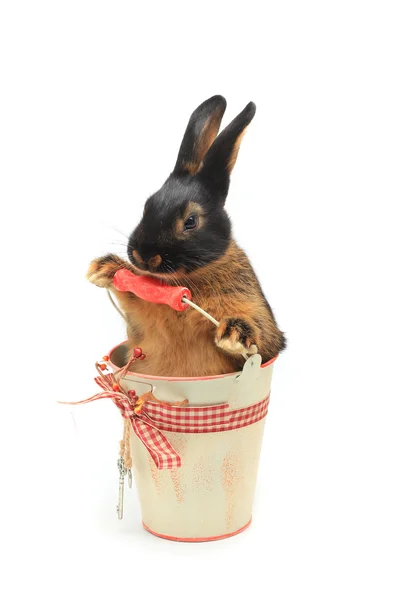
[86,254,128,288]
[215,318,258,355]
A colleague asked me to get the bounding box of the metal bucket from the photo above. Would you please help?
[109,341,277,542]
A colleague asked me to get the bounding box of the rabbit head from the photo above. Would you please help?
[127,95,256,277]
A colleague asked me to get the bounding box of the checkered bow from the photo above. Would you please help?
[61,371,182,470]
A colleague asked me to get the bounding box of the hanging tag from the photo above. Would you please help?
[229,353,264,409]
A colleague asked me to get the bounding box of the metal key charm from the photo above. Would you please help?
[117,456,127,519]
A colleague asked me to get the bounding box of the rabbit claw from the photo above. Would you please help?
[86,254,127,288]
[215,318,258,355]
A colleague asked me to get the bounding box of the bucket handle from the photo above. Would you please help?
[109,268,258,359]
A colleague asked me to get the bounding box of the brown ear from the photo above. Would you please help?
[173,95,227,176]
[199,101,256,200]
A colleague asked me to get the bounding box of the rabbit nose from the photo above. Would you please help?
[132,248,162,271]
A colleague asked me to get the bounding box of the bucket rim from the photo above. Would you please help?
[108,340,278,382]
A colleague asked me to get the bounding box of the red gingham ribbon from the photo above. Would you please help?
[141,394,270,434]
[61,373,182,470]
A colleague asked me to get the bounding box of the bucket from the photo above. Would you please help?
[108,339,277,542]
[63,268,281,541]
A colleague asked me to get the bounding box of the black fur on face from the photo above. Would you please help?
[128,175,231,276]
[127,95,256,278]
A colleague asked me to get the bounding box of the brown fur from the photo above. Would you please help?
[87,241,285,377]
[182,161,201,176]
[227,127,248,174]
[183,113,224,175]
[132,249,143,263]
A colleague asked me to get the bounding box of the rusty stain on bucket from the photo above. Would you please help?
[222,451,241,530]
[149,458,162,495]
[168,433,188,503]
[170,468,185,503]
[193,455,214,492]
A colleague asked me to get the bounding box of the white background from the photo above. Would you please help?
[1,1,399,598]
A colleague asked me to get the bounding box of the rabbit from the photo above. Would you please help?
[87,95,286,377]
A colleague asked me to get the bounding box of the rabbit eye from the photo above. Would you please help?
[183,215,198,231]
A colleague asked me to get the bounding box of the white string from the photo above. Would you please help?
[181,296,220,326]
[106,290,252,360]
[107,289,128,322]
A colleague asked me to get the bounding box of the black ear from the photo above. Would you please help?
[198,101,256,200]
[173,95,227,176]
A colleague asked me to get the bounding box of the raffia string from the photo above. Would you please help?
[120,419,132,470]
